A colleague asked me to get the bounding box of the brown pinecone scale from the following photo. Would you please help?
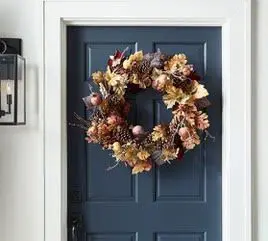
[141,134,153,145]
[139,59,151,73]
[90,109,103,122]
[141,134,162,149]
[114,126,133,143]
[108,95,122,106]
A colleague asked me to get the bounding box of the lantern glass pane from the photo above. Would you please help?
[0,55,16,123]
[17,56,25,123]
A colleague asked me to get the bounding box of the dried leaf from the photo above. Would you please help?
[163,86,190,108]
[161,148,179,162]
[132,161,152,174]
[108,49,126,69]
[179,127,200,150]
[143,49,165,69]
[192,81,209,99]
[82,95,93,109]
[129,73,140,85]
[172,104,197,126]
[92,71,104,84]
[99,83,109,98]
[124,145,139,164]
[164,53,187,71]
[195,97,211,110]
[137,150,150,161]
[123,51,143,70]
[179,127,191,141]
[105,68,128,97]
[195,111,210,130]
[152,125,168,142]
[112,142,122,153]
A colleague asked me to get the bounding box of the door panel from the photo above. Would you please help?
[67,27,222,241]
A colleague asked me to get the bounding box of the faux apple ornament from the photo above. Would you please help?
[182,66,191,76]
[152,74,168,91]
[157,74,168,85]
[132,125,145,137]
[90,92,102,106]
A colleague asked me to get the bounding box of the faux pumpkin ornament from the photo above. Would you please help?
[72,49,212,174]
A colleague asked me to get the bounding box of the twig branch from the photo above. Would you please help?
[68,123,88,131]
[107,161,121,171]
[204,130,215,141]
[74,112,90,127]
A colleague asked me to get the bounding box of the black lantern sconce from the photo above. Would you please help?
[0,38,26,125]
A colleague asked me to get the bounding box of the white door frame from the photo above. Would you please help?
[44,1,252,241]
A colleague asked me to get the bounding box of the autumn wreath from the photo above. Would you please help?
[73,48,211,174]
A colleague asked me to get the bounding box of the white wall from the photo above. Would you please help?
[0,1,267,241]
[0,0,44,241]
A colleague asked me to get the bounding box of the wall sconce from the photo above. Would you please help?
[0,38,26,125]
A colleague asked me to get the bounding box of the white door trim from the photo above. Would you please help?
[44,1,251,241]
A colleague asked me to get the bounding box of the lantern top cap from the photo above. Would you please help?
[0,38,22,56]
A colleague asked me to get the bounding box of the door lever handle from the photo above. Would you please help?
[71,217,81,241]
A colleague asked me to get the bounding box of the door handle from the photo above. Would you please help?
[71,217,81,241]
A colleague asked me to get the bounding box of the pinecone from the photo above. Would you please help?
[141,134,153,145]
[138,59,151,73]
[108,95,122,106]
[90,109,103,122]
[141,134,162,149]
[114,126,133,143]
[156,141,164,150]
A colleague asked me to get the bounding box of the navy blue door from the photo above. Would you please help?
[67,27,222,241]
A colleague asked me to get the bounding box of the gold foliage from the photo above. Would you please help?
[92,71,105,84]
[164,53,187,72]
[161,148,179,162]
[132,161,152,174]
[123,51,143,70]
[105,67,128,97]
[192,80,209,99]
[137,150,150,161]
[163,86,190,108]
[152,125,168,142]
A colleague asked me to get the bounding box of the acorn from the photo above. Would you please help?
[90,92,102,106]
